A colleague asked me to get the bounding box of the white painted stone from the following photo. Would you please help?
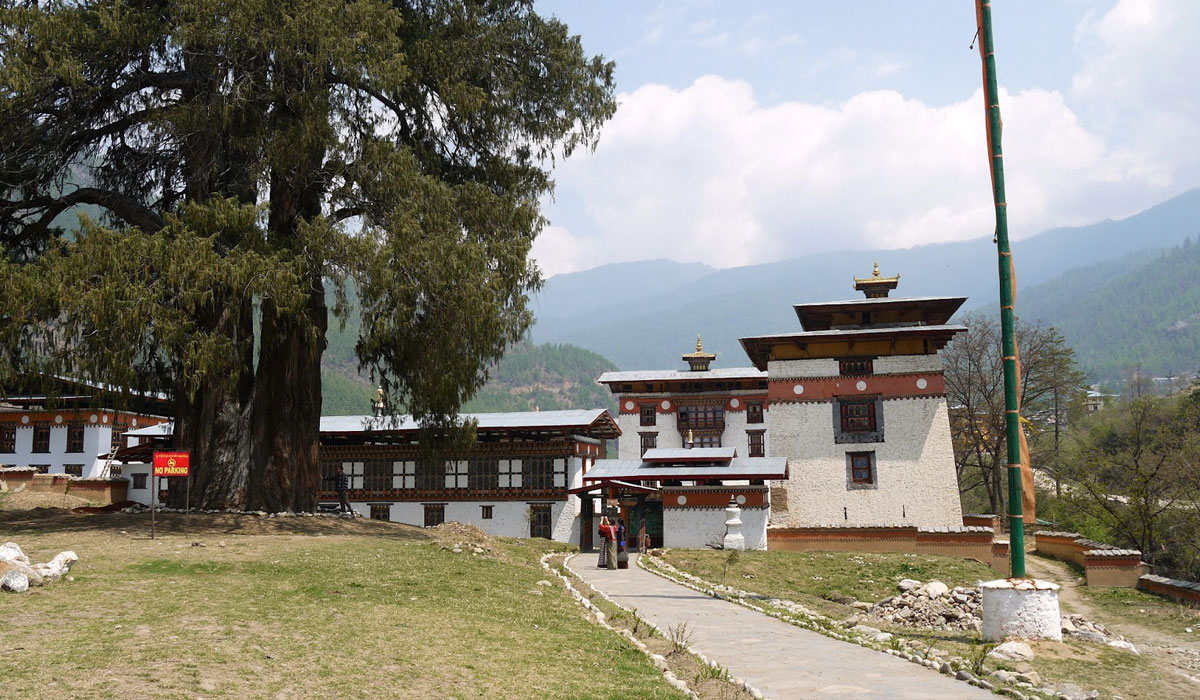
[897,578,922,591]
[980,579,1062,642]
[856,380,867,391]
[987,640,1034,662]
[0,542,29,565]
[1107,639,1139,654]
[920,581,949,598]
[1,570,29,593]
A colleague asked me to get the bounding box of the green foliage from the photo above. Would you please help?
[1017,239,1200,382]
[1062,392,1200,579]
[1,0,616,507]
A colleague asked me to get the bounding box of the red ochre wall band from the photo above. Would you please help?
[767,373,945,403]
[617,394,769,415]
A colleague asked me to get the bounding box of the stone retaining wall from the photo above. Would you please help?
[1033,531,1146,588]
[1137,574,1200,605]
[767,525,1009,573]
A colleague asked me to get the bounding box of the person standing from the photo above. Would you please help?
[325,465,353,514]
[616,518,628,569]
[597,515,612,568]
[603,515,618,570]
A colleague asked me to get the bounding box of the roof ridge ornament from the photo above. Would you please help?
[853,262,901,298]
[681,332,717,371]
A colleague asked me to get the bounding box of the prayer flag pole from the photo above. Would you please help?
[975,0,1025,578]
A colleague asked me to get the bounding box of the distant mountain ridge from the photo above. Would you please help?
[531,188,1200,373]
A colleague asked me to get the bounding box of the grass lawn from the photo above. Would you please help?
[662,549,1200,700]
[661,549,997,618]
[0,508,684,700]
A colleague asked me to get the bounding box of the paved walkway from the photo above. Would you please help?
[568,553,996,699]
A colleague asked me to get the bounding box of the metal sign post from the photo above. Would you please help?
[152,451,191,538]
[150,473,156,540]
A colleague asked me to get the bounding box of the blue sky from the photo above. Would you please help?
[529,1,1200,275]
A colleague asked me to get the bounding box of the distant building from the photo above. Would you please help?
[125,409,620,540]
[599,264,967,531]
[0,377,170,478]
[597,336,769,459]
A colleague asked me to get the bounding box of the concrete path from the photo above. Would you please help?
[569,553,996,699]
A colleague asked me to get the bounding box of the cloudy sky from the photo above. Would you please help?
[530,0,1200,276]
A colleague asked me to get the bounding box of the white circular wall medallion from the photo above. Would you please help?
[624,400,635,411]
[730,398,740,408]
[21,415,30,424]
[89,414,99,424]
[677,495,687,506]
[661,400,671,410]
[54,415,63,424]
[916,378,929,390]
[101,414,109,424]
[736,495,747,505]
[131,418,138,427]
[856,380,867,391]
[792,384,804,395]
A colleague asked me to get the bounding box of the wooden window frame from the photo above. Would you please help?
[64,464,84,477]
[839,358,874,376]
[481,505,494,520]
[678,404,724,430]
[639,404,657,427]
[369,503,390,521]
[528,503,552,539]
[468,457,500,491]
[746,401,764,424]
[847,451,877,489]
[66,425,85,453]
[32,424,50,453]
[0,424,14,453]
[833,396,884,444]
[524,456,556,491]
[423,503,446,527]
[639,432,657,456]
[747,430,766,458]
[131,473,148,490]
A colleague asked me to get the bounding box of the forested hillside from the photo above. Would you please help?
[319,288,618,414]
[1010,240,1200,381]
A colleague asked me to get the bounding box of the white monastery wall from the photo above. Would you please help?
[769,359,839,379]
[663,507,769,550]
[874,354,944,374]
[2,423,113,475]
[373,499,578,542]
[768,396,962,528]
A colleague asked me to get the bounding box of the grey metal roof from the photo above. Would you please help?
[596,367,766,384]
[125,409,615,438]
[584,457,787,481]
[792,296,966,308]
[642,447,736,462]
[319,408,615,433]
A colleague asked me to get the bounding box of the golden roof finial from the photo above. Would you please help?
[872,261,880,277]
[687,429,694,447]
[696,334,703,353]
[853,262,901,298]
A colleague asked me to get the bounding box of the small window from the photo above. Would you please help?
[0,424,15,452]
[693,434,721,448]
[67,425,85,453]
[746,401,764,424]
[840,359,874,376]
[423,503,445,527]
[747,431,765,458]
[131,473,148,489]
[110,423,127,453]
[639,432,657,456]
[847,452,876,488]
[31,465,50,474]
[481,505,494,520]
[369,503,390,521]
[32,425,50,453]
[640,405,656,427]
[64,464,84,477]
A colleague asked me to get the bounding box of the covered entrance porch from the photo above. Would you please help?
[569,480,660,553]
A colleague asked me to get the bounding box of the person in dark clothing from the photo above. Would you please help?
[325,466,352,514]
[616,518,628,569]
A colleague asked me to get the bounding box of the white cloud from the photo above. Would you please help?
[530,0,1200,276]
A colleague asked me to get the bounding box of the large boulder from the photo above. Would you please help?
[0,542,30,565]
[1,569,29,593]
[0,558,43,586]
[33,551,79,583]
[919,581,950,598]
[987,640,1035,663]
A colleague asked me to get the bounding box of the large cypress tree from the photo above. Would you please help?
[0,0,615,511]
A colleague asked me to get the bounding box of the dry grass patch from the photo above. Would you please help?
[0,509,684,700]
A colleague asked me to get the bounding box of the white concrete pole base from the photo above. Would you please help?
[980,579,1062,642]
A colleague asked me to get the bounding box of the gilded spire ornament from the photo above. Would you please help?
[682,333,716,371]
[853,262,901,298]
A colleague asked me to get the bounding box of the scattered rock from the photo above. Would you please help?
[1050,683,1096,700]
[0,542,30,565]
[897,578,922,591]
[850,601,874,611]
[1,570,29,593]
[955,669,975,682]
[920,581,950,598]
[988,640,1034,663]
[1107,639,1139,655]
[868,580,981,631]
[940,662,954,675]
[536,579,553,587]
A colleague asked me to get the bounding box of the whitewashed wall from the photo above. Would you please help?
[768,396,962,528]
[342,498,578,542]
[1,423,112,475]
[663,507,769,550]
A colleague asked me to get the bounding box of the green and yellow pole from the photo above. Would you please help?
[976,0,1025,578]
